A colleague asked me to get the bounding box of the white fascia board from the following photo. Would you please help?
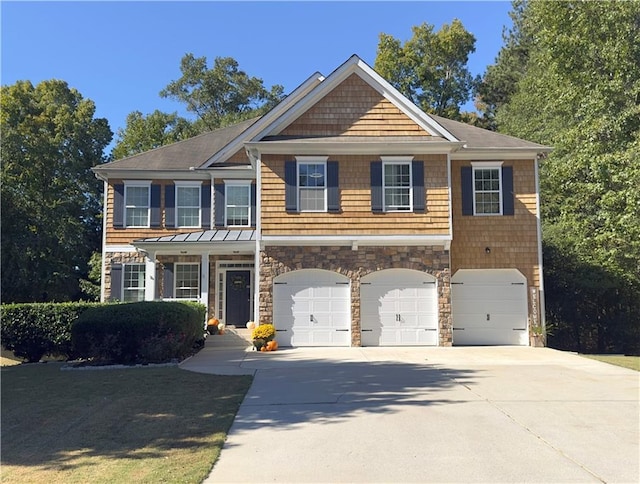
[104,245,138,253]
[202,73,325,168]
[244,140,464,155]
[131,241,255,255]
[254,55,459,142]
[451,148,552,160]
[261,234,451,247]
[96,167,255,180]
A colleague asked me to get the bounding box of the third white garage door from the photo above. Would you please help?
[360,269,438,346]
[272,269,351,347]
[451,269,528,346]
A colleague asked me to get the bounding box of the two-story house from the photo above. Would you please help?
[93,55,551,347]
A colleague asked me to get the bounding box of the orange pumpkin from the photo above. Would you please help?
[260,345,268,352]
[266,340,278,351]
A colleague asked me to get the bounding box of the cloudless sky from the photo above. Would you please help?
[2,0,514,151]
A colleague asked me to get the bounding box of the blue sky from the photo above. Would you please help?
[2,1,513,149]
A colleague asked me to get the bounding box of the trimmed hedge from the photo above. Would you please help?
[71,301,206,364]
[1,303,99,362]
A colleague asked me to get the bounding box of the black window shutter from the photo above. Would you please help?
[502,166,515,216]
[110,263,122,301]
[251,183,257,226]
[412,161,425,212]
[214,184,225,227]
[150,184,161,227]
[165,185,175,228]
[371,161,383,213]
[327,161,340,212]
[163,263,174,299]
[113,184,124,227]
[461,167,474,216]
[201,184,211,228]
[284,161,298,212]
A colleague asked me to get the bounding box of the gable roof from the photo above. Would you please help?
[93,117,260,174]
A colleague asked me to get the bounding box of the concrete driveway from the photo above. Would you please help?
[181,344,639,483]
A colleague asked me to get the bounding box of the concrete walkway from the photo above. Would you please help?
[180,339,639,483]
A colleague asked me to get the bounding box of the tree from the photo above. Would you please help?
[160,54,285,131]
[374,19,479,120]
[489,1,640,353]
[111,110,196,160]
[1,80,112,302]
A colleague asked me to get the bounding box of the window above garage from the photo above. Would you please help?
[285,156,340,213]
[461,162,514,216]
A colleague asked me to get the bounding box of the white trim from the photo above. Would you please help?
[245,139,464,155]
[447,153,453,244]
[100,180,108,302]
[200,253,209,309]
[124,181,151,228]
[215,261,255,323]
[96,168,254,180]
[104,244,138,253]
[296,158,328,213]
[534,158,546,332]
[224,182,252,227]
[471,162,503,216]
[144,254,156,301]
[452,150,545,160]
[174,182,202,228]
[203,72,325,167]
[261,234,451,247]
[382,159,413,212]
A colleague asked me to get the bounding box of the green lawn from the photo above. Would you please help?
[581,354,640,371]
[1,362,252,483]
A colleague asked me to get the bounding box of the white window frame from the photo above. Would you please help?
[224,180,251,227]
[122,263,146,302]
[296,156,327,212]
[471,161,503,216]
[175,181,202,228]
[124,180,151,228]
[174,263,200,300]
[382,157,413,212]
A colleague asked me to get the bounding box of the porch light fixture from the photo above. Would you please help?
[485,247,491,254]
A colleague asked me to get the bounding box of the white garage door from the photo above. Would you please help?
[273,269,351,347]
[360,269,438,346]
[451,269,528,346]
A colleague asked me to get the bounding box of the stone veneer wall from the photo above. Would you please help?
[259,245,452,346]
[103,251,147,301]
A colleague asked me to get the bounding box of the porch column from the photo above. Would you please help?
[200,252,209,311]
[144,251,156,301]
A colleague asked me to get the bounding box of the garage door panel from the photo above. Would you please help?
[451,269,528,346]
[273,270,351,347]
[361,269,438,346]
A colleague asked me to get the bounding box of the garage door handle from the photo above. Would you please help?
[276,329,287,332]
[362,329,373,332]
[335,329,349,332]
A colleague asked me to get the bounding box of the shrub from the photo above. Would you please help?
[71,301,206,364]
[0,303,99,362]
[252,323,276,342]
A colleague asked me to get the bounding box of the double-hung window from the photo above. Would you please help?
[225,182,251,226]
[175,263,200,299]
[123,264,145,302]
[298,158,327,212]
[383,160,412,211]
[125,182,151,227]
[473,165,502,215]
[176,182,201,228]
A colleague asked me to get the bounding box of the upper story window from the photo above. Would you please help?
[123,263,145,302]
[225,182,251,226]
[175,182,202,227]
[284,157,339,213]
[383,161,412,211]
[124,181,151,227]
[371,157,425,213]
[298,160,327,212]
[473,165,502,215]
[461,162,514,216]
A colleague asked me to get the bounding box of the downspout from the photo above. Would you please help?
[247,148,262,325]
[534,156,547,336]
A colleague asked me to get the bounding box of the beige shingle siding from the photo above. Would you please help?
[450,159,541,289]
[280,74,432,137]
[261,154,450,236]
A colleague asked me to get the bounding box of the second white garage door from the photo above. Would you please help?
[360,269,438,346]
[451,269,528,346]
[272,269,351,347]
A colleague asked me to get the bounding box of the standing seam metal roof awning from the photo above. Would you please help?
[134,229,256,244]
